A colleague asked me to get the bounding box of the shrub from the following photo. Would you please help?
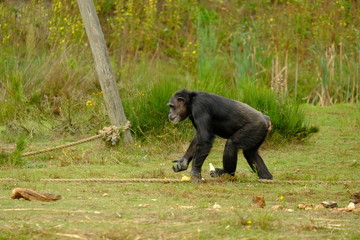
[238,81,319,141]
[0,135,27,167]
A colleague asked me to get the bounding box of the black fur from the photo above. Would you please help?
[167,89,273,181]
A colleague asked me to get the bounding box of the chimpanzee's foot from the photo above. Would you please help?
[172,158,188,172]
[209,166,225,178]
[190,175,203,183]
[190,168,203,183]
[257,167,273,180]
[258,172,273,180]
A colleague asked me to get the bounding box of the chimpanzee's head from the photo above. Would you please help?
[167,90,191,123]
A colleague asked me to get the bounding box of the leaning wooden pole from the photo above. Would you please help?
[76,0,133,144]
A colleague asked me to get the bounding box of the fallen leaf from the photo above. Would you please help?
[213,203,222,209]
[271,205,283,210]
[298,204,314,210]
[252,196,266,208]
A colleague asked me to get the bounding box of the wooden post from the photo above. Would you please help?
[76,0,133,143]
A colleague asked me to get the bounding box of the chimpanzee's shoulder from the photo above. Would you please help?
[192,91,219,98]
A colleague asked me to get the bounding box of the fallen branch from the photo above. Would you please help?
[11,188,61,202]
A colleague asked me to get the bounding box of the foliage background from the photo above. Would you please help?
[0,0,359,142]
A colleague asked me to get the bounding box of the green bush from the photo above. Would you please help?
[122,72,317,143]
[0,135,27,166]
[238,81,319,141]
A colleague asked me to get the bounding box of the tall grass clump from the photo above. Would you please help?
[238,81,318,141]
[0,55,25,123]
[121,60,190,140]
[231,30,271,84]
[195,7,235,96]
[0,135,27,167]
[307,41,360,105]
[124,82,176,138]
[197,8,220,90]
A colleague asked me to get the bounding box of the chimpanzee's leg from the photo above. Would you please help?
[221,139,239,176]
[241,123,272,179]
[190,138,214,180]
[243,148,272,179]
[210,133,242,178]
[210,134,242,177]
[211,122,272,179]
[240,123,272,179]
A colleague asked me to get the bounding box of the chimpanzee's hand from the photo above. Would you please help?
[172,158,188,172]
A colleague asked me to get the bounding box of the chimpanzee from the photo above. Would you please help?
[167,89,273,182]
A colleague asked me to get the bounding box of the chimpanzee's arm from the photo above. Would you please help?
[172,137,196,172]
[172,112,214,177]
[183,137,197,161]
[189,113,215,180]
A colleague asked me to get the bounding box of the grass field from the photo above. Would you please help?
[0,104,359,240]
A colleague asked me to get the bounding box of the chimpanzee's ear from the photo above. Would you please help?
[177,97,185,103]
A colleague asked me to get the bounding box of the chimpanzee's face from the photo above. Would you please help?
[167,95,188,123]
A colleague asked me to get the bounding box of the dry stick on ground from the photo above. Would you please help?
[11,188,61,202]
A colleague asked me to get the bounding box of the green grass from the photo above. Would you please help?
[0,104,359,239]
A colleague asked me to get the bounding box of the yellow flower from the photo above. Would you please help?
[86,100,94,106]
[92,91,103,96]
[181,176,190,182]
